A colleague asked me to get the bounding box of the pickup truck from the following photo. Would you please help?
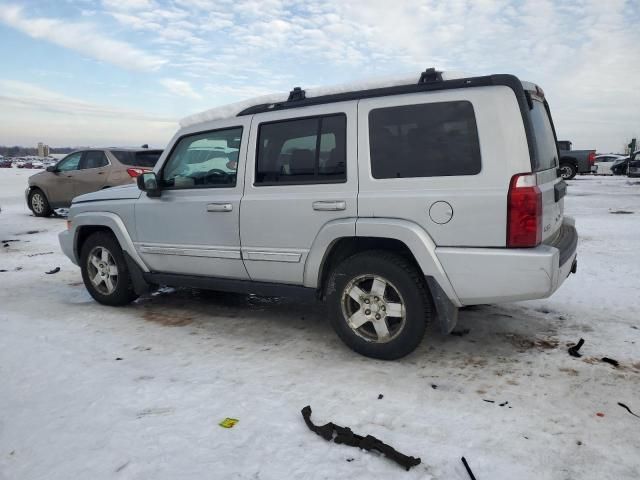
[557,140,596,179]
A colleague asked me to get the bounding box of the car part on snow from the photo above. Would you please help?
[617,403,640,419]
[568,338,584,357]
[219,418,239,428]
[45,267,60,274]
[377,394,383,399]
[27,252,54,257]
[601,357,619,367]
[301,405,421,471]
[461,457,477,480]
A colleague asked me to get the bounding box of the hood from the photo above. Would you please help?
[73,184,142,204]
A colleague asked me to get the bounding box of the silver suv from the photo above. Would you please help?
[59,69,578,359]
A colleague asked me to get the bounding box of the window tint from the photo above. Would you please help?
[162,127,242,189]
[255,114,346,185]
[81,151,109,169]
[57,152,82,172]
[369,101,481,179]
[112,150,162,167]
[529,99,559,171]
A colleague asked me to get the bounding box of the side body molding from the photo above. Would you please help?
[71,212,150,272]
[355,218,462,308]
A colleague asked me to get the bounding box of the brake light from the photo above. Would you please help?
[588,152,596,166]
[126,168,148,178]
[507,173,542,248]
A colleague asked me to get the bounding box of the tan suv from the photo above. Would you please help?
[26,148,162,216]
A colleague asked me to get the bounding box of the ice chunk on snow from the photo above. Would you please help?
[179,71,475,128]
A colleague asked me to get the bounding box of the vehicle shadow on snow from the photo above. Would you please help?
[131,287,563,364]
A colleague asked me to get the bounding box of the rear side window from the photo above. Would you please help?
[529,100,558,171]
[112,150,162,167]
[255,114,346,185]
[369,101,481,179]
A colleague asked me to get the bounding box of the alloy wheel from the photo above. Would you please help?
[87,246,118,295]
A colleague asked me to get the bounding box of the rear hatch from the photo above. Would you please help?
[525,87,564,243]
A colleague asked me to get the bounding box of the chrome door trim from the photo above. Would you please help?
[242,250,303,263]
[136,242,241,259]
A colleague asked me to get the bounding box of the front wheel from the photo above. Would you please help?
[326,251,432,360]
[28,189,52,217]
[559,163,577,180]
[80,232,138,306]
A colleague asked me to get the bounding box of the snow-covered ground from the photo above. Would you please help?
[1,169,639,480]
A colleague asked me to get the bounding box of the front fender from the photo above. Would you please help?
[70,212,149,272]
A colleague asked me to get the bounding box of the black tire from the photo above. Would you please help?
[28,188,53,217]
[80,231,138,306]
[326,250,432,360]
[559,162,577,180]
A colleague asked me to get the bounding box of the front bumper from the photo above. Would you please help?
[58,229,78,266]
[435,218,578,306]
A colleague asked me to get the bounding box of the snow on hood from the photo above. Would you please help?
[179,71,474,128]
[72,183,141,204]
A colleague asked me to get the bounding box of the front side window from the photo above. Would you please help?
[255,114,346,185]
[162,127,242,189]
[57,152,82,172]
[81,151,109,169]
[369,101,481,179]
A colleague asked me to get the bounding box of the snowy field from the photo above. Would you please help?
[1,168,639,480]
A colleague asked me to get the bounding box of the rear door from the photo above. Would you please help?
[241,102,357,284]
[73,150,110,197]
[526,92,564,242]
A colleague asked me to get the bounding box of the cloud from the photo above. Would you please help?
[159,78,203,100]
[0,4,166,71]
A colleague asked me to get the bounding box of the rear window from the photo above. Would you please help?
[529,100,558,171]
[112,150,162,167]
[369,101,481,179]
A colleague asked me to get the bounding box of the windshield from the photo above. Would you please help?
[529,99,558,171]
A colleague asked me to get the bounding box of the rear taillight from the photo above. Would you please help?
[507,173,542,248]
[588,152,596,166]
[126,168,148,178]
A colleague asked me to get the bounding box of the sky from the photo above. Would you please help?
[0,0,638,152]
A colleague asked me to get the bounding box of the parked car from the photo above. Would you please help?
[628,151,640,178]
[59,70,578,360]
[26,147,162,216]
[594,154,626,175]
[557,141,596,179]
[0,159,12,168]
[609,156,631,175]
[14,158,26,168]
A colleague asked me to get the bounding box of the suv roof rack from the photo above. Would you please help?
[287,87,306,102]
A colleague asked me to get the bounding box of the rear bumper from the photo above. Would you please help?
[436,218,578,305]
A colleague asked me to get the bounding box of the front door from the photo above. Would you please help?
[134,119,250,279]
[73,150,110,197]
[241,102,358,284]
[48,151,83,206]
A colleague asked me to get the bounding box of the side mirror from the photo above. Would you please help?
[46,166,58,173]
[137,171,161,197]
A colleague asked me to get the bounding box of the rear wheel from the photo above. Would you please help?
[80,232,138,306]
[326,251,432,360]
[559,163,577,180]
[29,189,52,217]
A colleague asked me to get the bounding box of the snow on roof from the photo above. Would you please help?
[179,71,473,129]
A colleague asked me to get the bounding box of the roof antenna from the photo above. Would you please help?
[288,87,306,102]
[418,68,443,84]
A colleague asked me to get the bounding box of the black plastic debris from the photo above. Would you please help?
[461,457,477,480]
[378,394,384,400]
[451,329,470,337]
[27,252,53,257]
[601,357,619,367]
[115,357,123,361]
[499,401,509,407]
[301,406,421,471]
[0,269,7,272]
[568,338,585,357]
[483,399,495,403]
[431,384,438,390]
[617,402,640,419]
[45,267,60,275]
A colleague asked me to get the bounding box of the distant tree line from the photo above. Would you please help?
[0,146,83,157]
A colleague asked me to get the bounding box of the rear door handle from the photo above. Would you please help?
[207,203,233,212]
[312,200,346,211]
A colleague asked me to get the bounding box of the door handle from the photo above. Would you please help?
[207,203,233,212]
[312,200,346,211]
